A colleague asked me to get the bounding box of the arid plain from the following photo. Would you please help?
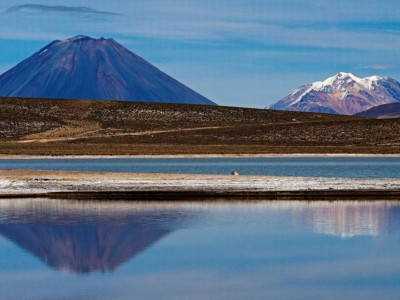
[1,97,400,156]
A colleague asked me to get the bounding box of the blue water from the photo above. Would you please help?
[1,156,400,178]
[0,199,399,300]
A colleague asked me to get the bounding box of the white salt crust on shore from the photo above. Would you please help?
[0,174,400,195]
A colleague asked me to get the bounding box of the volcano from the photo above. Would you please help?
[0,35,215,105]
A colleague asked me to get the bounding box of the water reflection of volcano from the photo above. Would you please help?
[289,201,400,238]
[0,199,193,274]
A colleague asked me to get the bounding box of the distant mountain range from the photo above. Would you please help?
[0,35,215,105]
[269,72,400,115]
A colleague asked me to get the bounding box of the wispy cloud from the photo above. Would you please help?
[362,64,398,70]
[2,4,122,16]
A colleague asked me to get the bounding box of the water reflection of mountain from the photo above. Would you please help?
[1,200,399,274]
[0,200,193,274]
[290,201,400,238]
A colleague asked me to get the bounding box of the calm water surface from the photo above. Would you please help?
[0,199,399,300]
[1,156,400,178]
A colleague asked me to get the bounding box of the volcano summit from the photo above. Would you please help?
[0,35,215,105]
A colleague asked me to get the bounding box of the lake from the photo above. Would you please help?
[1,156,400,178]
[0,199,399,300]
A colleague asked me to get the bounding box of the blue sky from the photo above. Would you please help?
[0,0,399,108]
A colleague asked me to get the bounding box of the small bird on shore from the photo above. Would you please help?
[231,171,239,176]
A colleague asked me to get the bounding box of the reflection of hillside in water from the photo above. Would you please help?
[290,201,400,238]
[0,199,194,274]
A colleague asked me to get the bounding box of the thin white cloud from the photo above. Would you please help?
[362,64,398,70]
[2,4,122,16]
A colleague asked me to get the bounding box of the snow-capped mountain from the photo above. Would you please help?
[269,72,400,115]
[0,35,215,105]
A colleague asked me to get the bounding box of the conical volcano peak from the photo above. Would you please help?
[0,36,215,105]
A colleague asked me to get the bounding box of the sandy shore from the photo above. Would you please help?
[0,169,400,200]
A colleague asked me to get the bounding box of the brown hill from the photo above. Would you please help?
[1,97,400,155]
[355,103,400,119]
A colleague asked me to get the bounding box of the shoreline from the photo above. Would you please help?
[0,169,399,201]
[1,153,400,159]
[1,190,400,201]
